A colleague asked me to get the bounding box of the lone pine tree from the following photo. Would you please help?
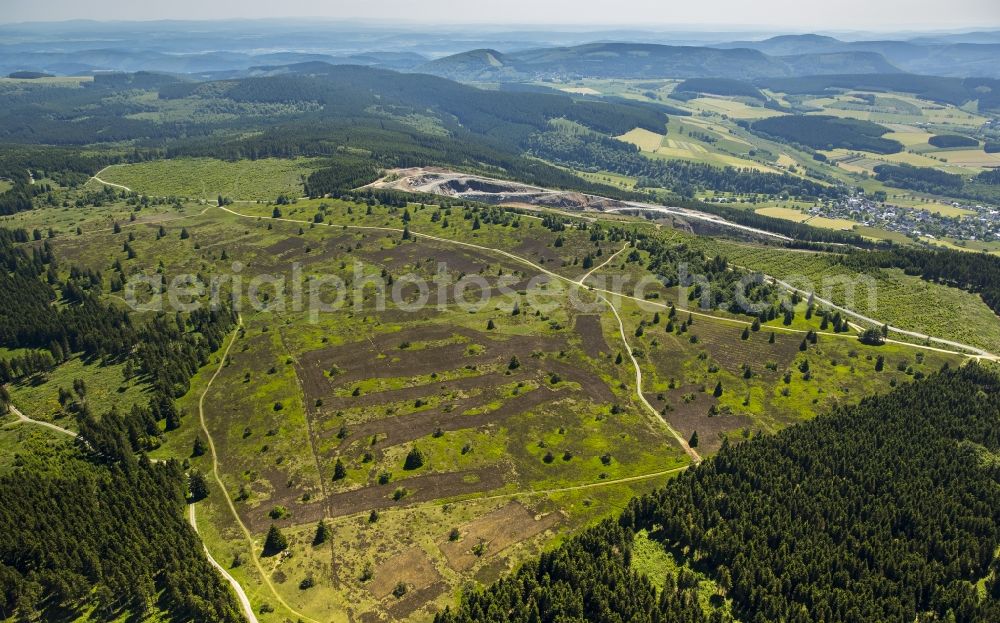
[263,524,288,556]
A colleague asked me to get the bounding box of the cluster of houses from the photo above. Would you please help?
[809,193,1000,242]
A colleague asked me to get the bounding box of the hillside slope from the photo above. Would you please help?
[420,42,901,82]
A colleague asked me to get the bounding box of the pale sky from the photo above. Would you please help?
[3,0,1000,30]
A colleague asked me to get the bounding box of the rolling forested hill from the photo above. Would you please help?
[419,43,901,82]
[0,64,856,219]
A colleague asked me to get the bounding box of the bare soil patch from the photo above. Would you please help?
[574,314,608,359]
[340,384,558,454]
[437,501,562,572]
[658,387,751,454]
[326,467,508,518]
[386,580,448,620]
[369,546,441,600]
[298,325,578,412]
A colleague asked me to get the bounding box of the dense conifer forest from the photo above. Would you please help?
[0,458,242,622]
[750,115,903,154]
[0,222,239,619]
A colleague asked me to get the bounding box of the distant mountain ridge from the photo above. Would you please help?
[418,42,902,82]
[2,25,998,81]
[0,48,428,78]
[715,34,1000,78]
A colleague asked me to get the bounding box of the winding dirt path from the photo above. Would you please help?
[88,165,133,192]
[195,319,321,623]
[575,243,701,462]
[595,287,702,462]
[6,403,76,437]
[577,242,629,283]
[188,504,259,623]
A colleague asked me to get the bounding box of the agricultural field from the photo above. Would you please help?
[618,127,664,152]
[617,120,780,172]
[684,96,785,120]
[575,169,637,190]
[558,86,601,95]
[801,92,989,128]
[822,148,970,175]
[882,127,936,148]
[932,148,1000,168]
[749,206,857,231]
[801,215,856,230]
[755,206,810,222]
[918,235,1000,255]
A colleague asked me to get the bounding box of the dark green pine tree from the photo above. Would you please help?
[312,520,332,546]
[164,405,181,431]
[404,447,425,470]
[188,470,209,502]
[333,458,347,481]
[263,524,288,556]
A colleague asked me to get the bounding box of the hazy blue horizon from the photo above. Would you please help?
[5,0,1000,31]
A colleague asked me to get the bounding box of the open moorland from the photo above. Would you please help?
[5,158,991,620]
